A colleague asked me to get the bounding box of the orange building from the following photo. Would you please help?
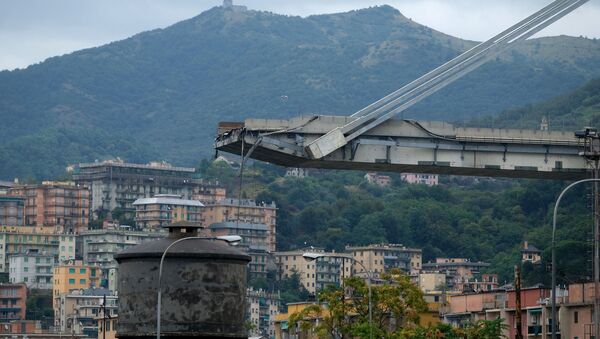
[192,184,226,204]
[9,181,89,233]
[202,198,276,251]
[52,260,100,312]
[0,283,27,322]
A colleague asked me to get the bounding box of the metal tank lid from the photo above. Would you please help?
[114,221,251,263]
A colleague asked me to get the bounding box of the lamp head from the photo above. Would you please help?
[216,235,242,245]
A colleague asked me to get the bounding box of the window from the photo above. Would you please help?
[80,268,86,274]
[69,268,75,274]
[574,311,579,324]
[80,279,86,284]
[68,279,75,284]
[23,267,28,272]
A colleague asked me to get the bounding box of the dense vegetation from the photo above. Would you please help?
[2,5,600,179]
[202,160,594,287]
[471,77,600,131]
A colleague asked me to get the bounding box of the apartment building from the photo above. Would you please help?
[80,226,164,288]
[0,284,27,322]
[55,288,117,337]
[133,194,203,229]
[419,272,446,293]
[0,196,25,226]
[400,173,439,186]
[274,250,352,294]
[202,198,277,252]
[53,260,101,313]
[72,160,205,217]
[443,285,556,338]
[364,172,391,187]
[9,181,90,233]
[0,181,14,195]
[247,288,280,338]
[191,184,226,204]
[8,250,55,289]
[208,221,270,278]
[0,226,76,273]
[345,244,422,277]
[422,258,491,292]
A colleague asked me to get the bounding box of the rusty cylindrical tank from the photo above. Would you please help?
[114,222,251,339]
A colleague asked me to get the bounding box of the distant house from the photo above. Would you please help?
[364,172,391,187]
[521,241,542,264]
[400,173,439,186]
[285,167,309,178]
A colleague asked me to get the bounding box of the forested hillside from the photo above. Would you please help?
[200,160,592,286]
[475,77,600,130]
[2,5,600,179]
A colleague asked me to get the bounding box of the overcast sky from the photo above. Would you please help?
[1,0,599,71]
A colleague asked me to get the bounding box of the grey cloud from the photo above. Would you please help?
[1,0,599,70]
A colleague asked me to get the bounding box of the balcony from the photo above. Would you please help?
[527,325,542,336]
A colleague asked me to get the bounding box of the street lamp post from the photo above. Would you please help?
[552,179,600,339]
[303,252,373,339]
[156,235,242,339]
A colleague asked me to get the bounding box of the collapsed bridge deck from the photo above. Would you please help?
[215,116,591,180]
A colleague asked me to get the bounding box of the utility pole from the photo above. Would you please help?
[576,128,600,339]
[515,265,523,339]
[594,162,600,339]
[103,294,107,339]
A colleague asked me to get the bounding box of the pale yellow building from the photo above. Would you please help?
[345,244,422,277]
[419,272,447,293]
[274,302,326,339]
[133,194,203,229]
[98,315,118,339]
[202,198,277,252]
[274,250,352,294]
[521,241,542,264]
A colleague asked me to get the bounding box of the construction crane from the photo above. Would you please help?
[215,0,595,180]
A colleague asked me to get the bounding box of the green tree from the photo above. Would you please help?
[290,269,427,338]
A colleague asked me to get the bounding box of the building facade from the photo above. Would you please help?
[202,198,277,252]
[400,173,439,186]
[55,288,117,337]
[0,226,76,273]
[9,181,90,233]
[345,244,422,277]
[422,258,491,292]
[364,172,391,187]
[247,288,280,338]
[80,226,164,288]
[53,260,101,313]
[0,284,27,322]
[521,241,542,264]
[133,194,203,229]
[8,250,54,289]
[72,160,205,217]
[208,221,270,278]
[274,250,352,295]
[0,196,25,226]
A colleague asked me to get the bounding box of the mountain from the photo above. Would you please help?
[474,77,600,131]
[2,5,600,179]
